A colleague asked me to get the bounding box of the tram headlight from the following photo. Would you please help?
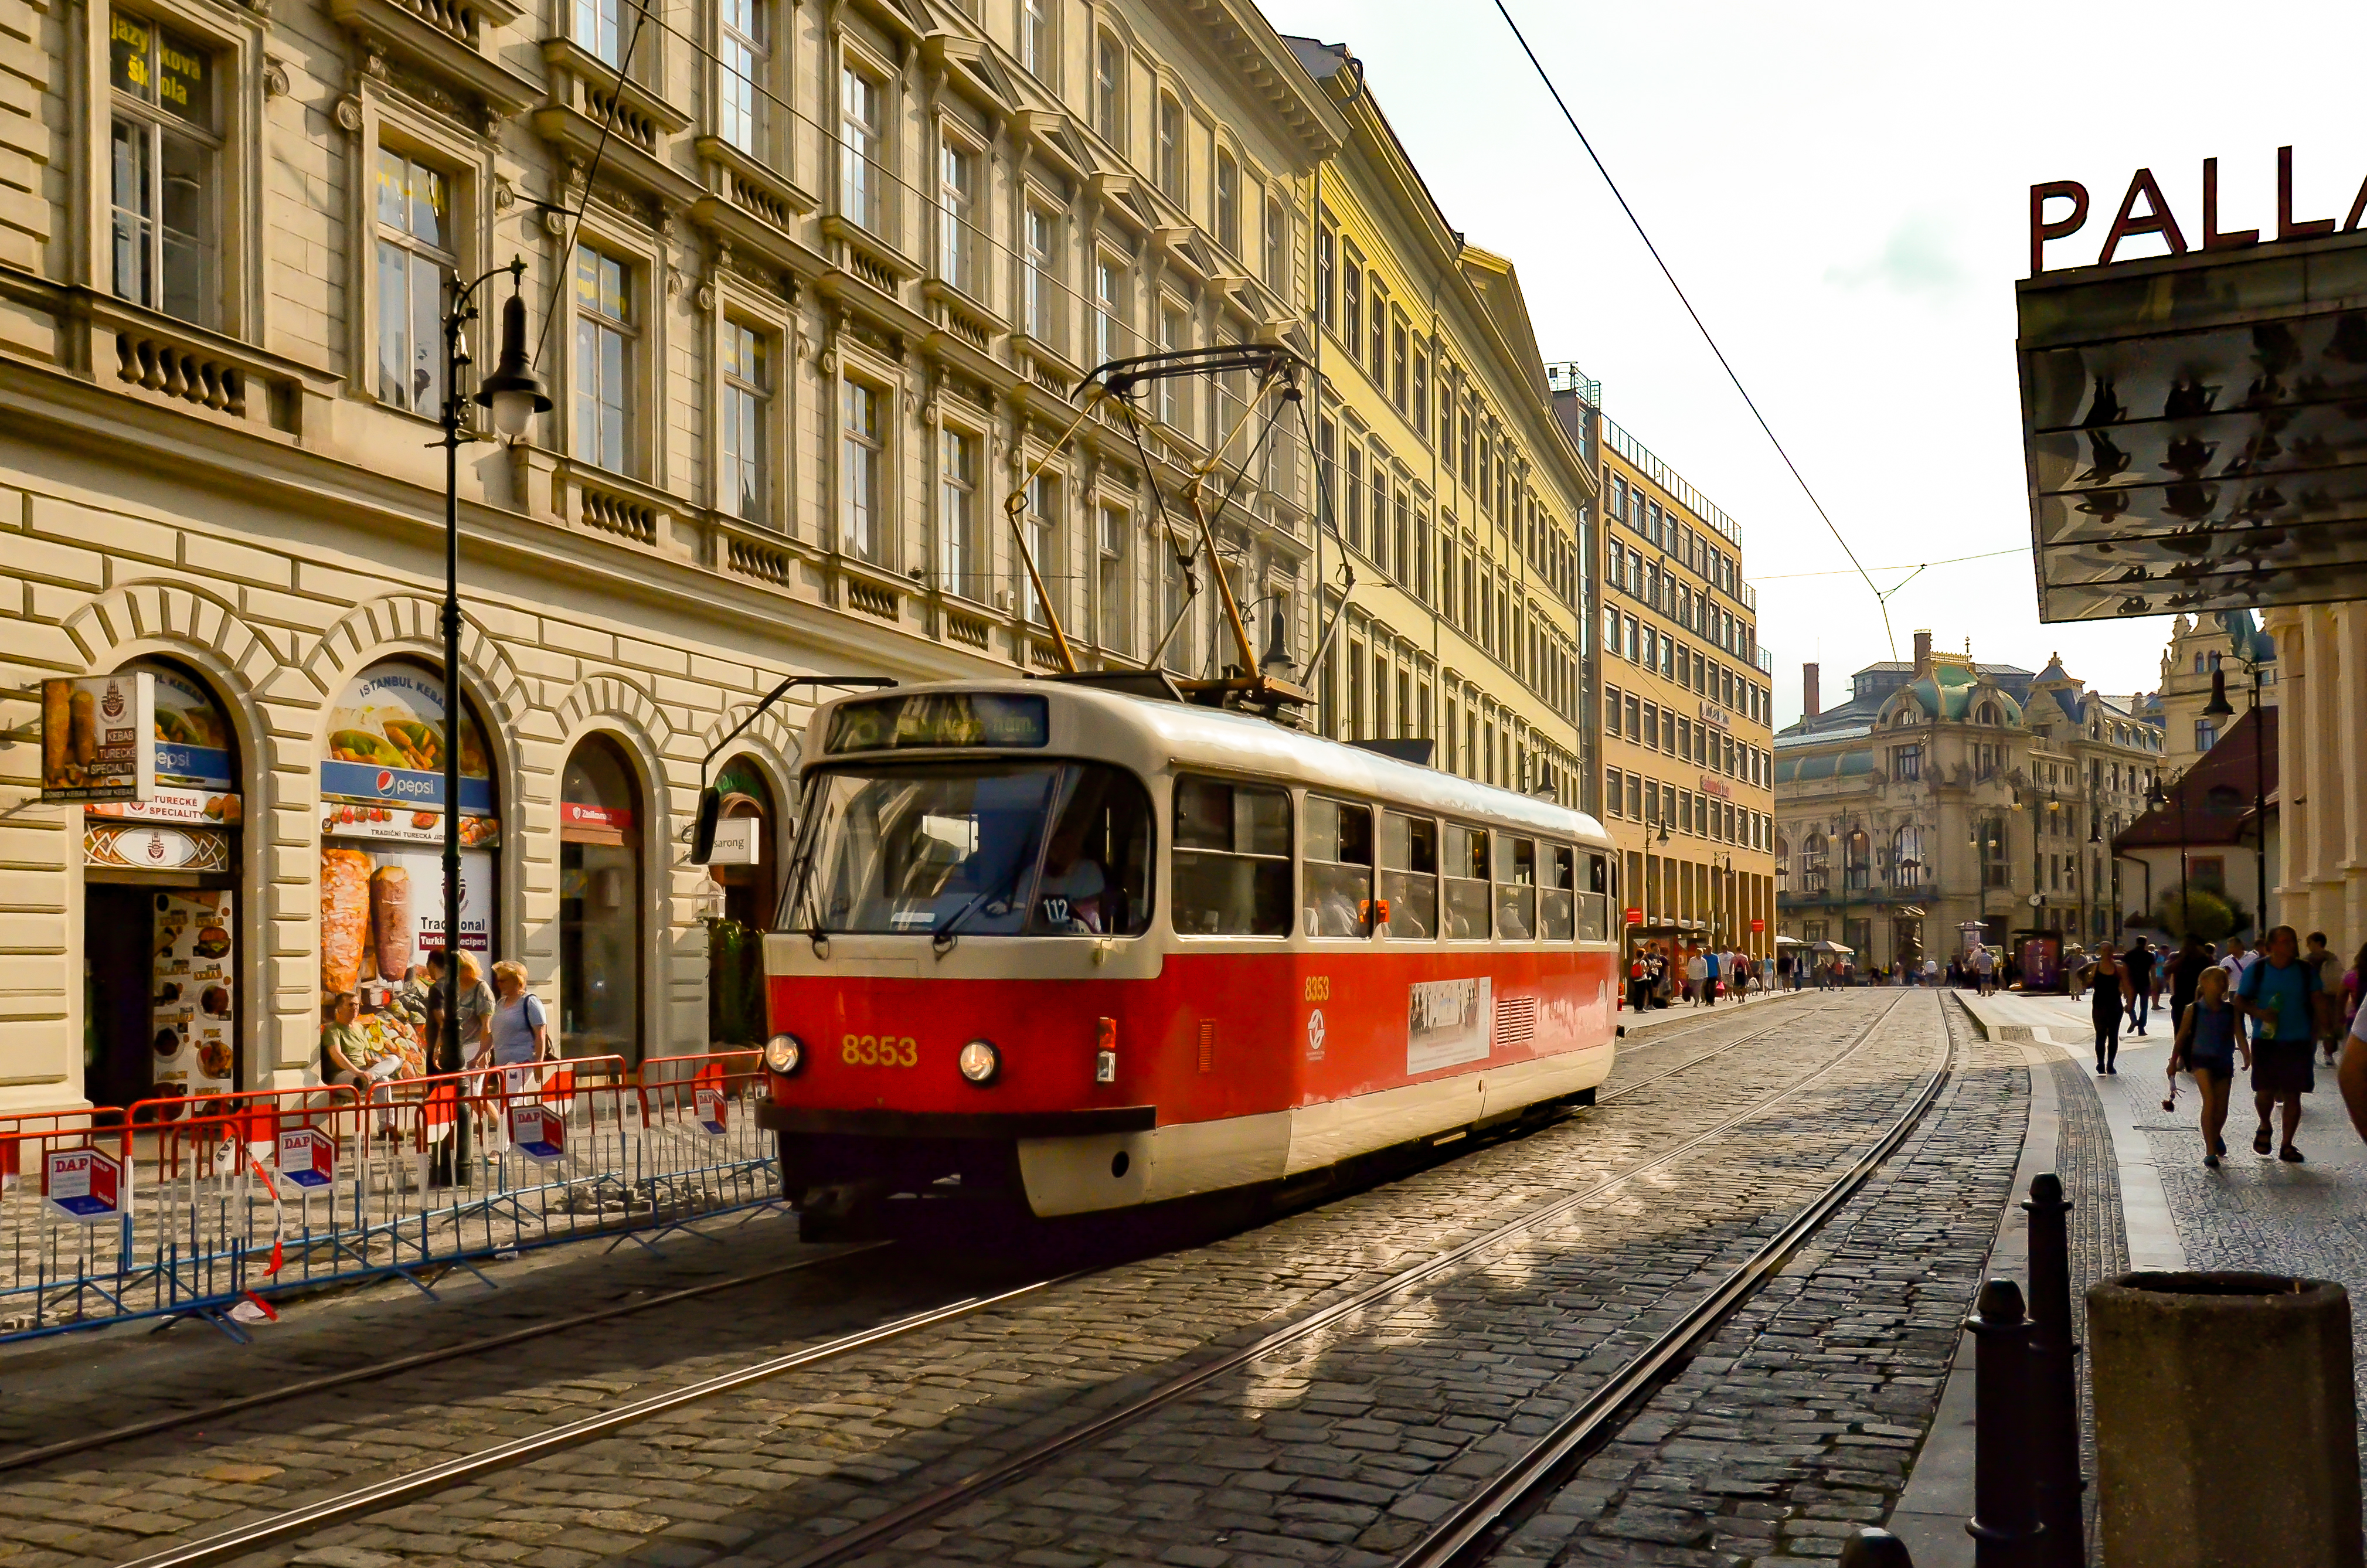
[957,1039,1001,1086]
[764,1033,804,1076]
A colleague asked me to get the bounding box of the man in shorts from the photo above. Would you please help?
[2235,926,2321,1162]
[2304,931,2341,1066]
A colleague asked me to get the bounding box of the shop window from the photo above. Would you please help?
[110,11,221,328]
[561,734,642,1063]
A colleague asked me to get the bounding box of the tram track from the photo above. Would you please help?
[1,989,1835,1483]
[81,990,1924,1568]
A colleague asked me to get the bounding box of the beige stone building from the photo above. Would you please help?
[2157,609,2277,777]
[1774,635,2165,969]
[1571,388,1774,961]
[0,0,1628,1115]
[2263,603,2367,955]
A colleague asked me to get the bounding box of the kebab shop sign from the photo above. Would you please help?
[320,665,495,817]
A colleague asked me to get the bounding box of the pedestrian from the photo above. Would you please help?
[427,950,495,1188]
[2342,941,2367,1047]
[485,959,554,1081]
[2124,937,2156,1036]
[1971,943,1996,996]
[1704,946,1722,1006]
[2304,931,2341,1067]
[1626,948,1651,1013]
[2091,943,2133,1074]
[1685,947,1708,1005]
[318,991,372,1091]
[2169,967,2249,1169]
[2168,936,2209,1040]
[2219,935,2256,987]
[2233,925,2321,1162]
[1922,955,1939,988]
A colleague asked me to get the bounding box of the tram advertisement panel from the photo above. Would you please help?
[1408,977,1492,1075]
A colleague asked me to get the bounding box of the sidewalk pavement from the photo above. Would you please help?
[1892,986,2367,1564]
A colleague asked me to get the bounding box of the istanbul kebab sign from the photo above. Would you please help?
[2030,147,2367,275]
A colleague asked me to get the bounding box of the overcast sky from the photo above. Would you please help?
[1260,0,2367,728]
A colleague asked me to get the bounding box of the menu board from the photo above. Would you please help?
[150,889,235,1104]
[40,674,155,801]
[321,665,493,817]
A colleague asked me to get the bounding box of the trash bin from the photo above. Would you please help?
[2090,1271,2361,1568]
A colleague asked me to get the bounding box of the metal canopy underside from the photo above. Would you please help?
[2018,230,2367,622]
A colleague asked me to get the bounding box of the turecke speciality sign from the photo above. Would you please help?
[2031,147,2367,275]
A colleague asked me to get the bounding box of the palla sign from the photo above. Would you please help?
[2031,148,2367,275]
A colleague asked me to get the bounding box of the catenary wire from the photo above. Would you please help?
[1753,547,2025,580]
[1491,1,1896,658]
[528,0,657,368]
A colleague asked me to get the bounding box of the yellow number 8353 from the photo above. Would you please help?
[842,1033,919,1067]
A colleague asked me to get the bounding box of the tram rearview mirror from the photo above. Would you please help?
[691,786,721,864]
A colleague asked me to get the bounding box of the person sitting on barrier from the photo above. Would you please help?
[2171,966,2249,1169]
[319,991,370,1091]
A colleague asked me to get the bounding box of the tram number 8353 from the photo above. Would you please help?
[843,1034,920,1067]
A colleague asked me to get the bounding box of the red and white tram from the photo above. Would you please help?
[756,680,1621,1232]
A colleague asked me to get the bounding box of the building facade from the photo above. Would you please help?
[1774,635,2164,969]
[1285,37,1593,804]
[2157,610,2277,777]
[2263,601,2365,954]
[1573,389,1775,961]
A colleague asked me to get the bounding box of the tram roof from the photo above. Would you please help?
[800,679,1611,849]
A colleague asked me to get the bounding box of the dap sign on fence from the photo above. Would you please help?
[508,1103,566,1162]
[696,1085,728,1135]
[276,1126,336,1189]
[43,1148,129,1222]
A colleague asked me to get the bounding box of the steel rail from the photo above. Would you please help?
[769,992,1914,1568]
[1392,997,1963,1568]
[0,1240,890,1475]
[101,1274,1072,1568]
[5,994,1811,1478]
[76,993,1897,1568]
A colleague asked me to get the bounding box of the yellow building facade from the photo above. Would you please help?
[1581,402,1776,960]
[1284,39,1593,802]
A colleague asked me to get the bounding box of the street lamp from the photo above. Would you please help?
[436,260,548,1086]
[2148,770,2191,940]
[2202,654,2266,937]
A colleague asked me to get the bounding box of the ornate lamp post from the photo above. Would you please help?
[2201,654,2264,935]
[436,260,549,1081]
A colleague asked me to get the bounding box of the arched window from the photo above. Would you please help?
[1093,29,1124,143]
[1976,702,2000,726]
[1893,824,1925,885]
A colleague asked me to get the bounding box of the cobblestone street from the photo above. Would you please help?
[0,991,2052,1568]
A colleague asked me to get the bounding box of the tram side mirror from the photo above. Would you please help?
[691,786,722,865]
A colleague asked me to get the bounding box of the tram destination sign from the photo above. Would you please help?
[2018,154,2367,623]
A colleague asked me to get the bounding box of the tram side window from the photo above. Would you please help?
[1380,811,1437,939]
[1304,797,1374,938]
[1443,824,1490,939]
[1494,834,1536,940]
[1539,843,1575,941]
[1172,775,1292,936]
[1029,764,1155,936]
[1580,852,1611,941]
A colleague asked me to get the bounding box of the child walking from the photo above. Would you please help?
[2171,967,2252,1169]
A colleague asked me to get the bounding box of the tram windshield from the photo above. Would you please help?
[781,761,1153,937]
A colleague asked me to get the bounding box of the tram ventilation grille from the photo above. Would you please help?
[1494,994,1538,1049]
[1198,1019,1215,1073]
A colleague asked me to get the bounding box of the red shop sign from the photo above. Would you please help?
[559,802,635,832]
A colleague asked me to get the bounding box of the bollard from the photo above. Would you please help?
[2090,1272,2361,1567]
[1838,1528,1916,1567]
[2019,1174,2082,1568]
[1967,1277,2042,1567]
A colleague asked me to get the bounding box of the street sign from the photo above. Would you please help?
[508,1103,566,1163]
[277,1125,336,1189]
[43,1148,127,1222]
[1750,919,1766,932]
[1623,906,1642,926]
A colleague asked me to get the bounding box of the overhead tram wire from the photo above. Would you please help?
[1491,1,1896,659]
[1755,547,2025,581]
[528,0,657,368]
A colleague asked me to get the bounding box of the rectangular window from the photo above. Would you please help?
[1390,313,1409,410]
[841,377,884,562]
[110,12,219,328]
[719,0,763,152]
[938,141,978,295]
[1093,255,1127,366]
[1157,94,1183,197]
[1024,205,1059,345]
[841,66,884,234]
[1304,797,1374,938]
[1442,824,1489,940]
[719,319,767,522]
[1021,0,1053,80]
[1494,833,1536,940]
[373,148,450,415]
[1315,222,1335,330]
[573,0,622,64]
[1094,32,1123,143]
[1215,149,1240,255]
[1344,445,1363,552]
[1098,503,1128,651]
[1264,196,1285,292]
[1021,473,1057,625]
[1158,304,1186,428]
[1341,242,1363,353]
[1540,843,1575,941]
[1380,810,1437,940]
[1625,771,1642,819]
[573,245,632,474]
[1412,350,1429,435]
[1172,776,1291,936]
[938,427,978,599]
[1603,766,1622,818]
[1367,274,1386,379]
[1893,744,1923,781]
